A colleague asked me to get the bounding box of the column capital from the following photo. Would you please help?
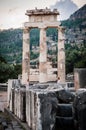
[58,26,65,33]
[39,27,47,30]
[23,27,30,33]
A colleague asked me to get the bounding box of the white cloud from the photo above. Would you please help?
[72,0,86,8]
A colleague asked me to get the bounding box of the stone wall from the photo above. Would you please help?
[29,63,57,82]
[8,80,86,130]
[8,81,74,130]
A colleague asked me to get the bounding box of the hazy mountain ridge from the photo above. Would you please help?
[62,4,86,45]
[70,4,86,20]
[51,0,78,20]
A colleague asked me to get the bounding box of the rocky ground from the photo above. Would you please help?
[0,91,27,130]
[0,92,7,112]
[0,110,25,130]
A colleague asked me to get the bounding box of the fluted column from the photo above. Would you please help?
[58,27,65,83]
[39,28,47,83]
[22,27,30,84]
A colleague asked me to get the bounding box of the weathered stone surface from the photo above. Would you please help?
[2,121,8,128]
[8,79,21,109]
[73,89,86,130]
[26,84,73,130]
[0,110,26,130]
[39,28,47,83]
[12,120,20,127]
[53,102,75,130]
[8,80,26,121]
[39,93,58,130]
[74,68,86,90]
[58,27,65,83]
[56,89,75,103]
[9,88,15,113]
[8,82,79,130]
[25,84,60,130]
[22,28,30,84]
[26,8,59,16]
[14,128,23,130]
[54,116,74,130]
[56,104,72,117]
[5,128,12,130]
[8,126,13,129]
[14,88,26,122]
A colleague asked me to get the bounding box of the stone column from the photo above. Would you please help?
[39,28,47,83]
[58,27,65,83]
[22,27,30,84]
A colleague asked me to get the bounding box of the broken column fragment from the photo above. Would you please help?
[74,68,86,90]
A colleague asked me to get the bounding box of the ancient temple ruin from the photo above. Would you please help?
[7,8,86,130]
[22,8,65,84]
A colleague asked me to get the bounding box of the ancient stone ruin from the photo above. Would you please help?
[22,8,65,84]
[8,79,86,130]
[8,79,74,130]
[7,8,86,130]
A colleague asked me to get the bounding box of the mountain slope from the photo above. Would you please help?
[62,4,86,45]
[70,4,86,20]
[0,29,22,63]
[0,28,41,63]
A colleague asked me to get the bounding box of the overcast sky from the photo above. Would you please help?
[0,0,86,29]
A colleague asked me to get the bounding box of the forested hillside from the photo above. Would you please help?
[0,29,22,63]
[0,28,57,63]
[62,4,86,45]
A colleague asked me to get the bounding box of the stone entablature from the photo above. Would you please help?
[24,21,61,29]
[26,8,59,15]
[25,8,60,23]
